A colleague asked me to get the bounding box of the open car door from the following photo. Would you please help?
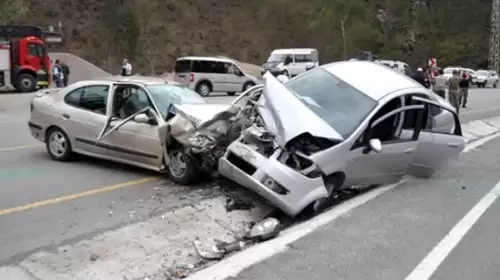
[97,107,152,141]
[407,96,465,178]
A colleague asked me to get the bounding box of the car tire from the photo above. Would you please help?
[195,82,211,97]
[167,145,198,185]
[227,92,236,96]
[242,81,255,92]
[45,127,73,161]
[16,73,37,92]
[494,81,498,88]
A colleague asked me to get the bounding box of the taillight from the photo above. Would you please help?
[190,73,194,82]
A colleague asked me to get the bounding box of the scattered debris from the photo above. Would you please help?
[225,197,255,212]
[89,253,99,261]
[193,217,281,260]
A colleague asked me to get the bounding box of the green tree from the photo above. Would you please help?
[0,0,28,24]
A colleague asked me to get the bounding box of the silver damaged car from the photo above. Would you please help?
[207,61,465,217]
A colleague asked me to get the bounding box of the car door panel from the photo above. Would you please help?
[66,106,109,155]
[101,119,162,167]
[344,105,425,186]
[407,97,465,178]
[345,141,418,186]
[62,84,111,155]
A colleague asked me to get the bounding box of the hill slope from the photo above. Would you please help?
[7,0,494,72]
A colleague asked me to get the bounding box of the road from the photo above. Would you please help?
[0,83,499,279]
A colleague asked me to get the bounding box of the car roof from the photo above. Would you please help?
[176,56,233,63]
[323,61,421,101]
[88,75,180,85]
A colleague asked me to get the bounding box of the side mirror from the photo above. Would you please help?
[235,70,244,76]
[368,138,383,153]
[134,113,157,125]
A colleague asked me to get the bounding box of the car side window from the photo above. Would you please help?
[369,97,404,143]
[64,85,109,114]
[112,85,154,119]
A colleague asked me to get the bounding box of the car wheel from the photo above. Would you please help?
[16,73,37,92]
[195,82,211,97]
[242,82,255,92]
[494,81,498,88]
[227,92,236,96]
[167,146,198,185]
[46,127,73,161]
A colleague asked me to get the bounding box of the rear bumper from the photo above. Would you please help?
[218,141,329,217]
[28,121,45,142]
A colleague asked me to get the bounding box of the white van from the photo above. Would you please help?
[261,48,319,77]
[174,56,258,97]
[375,60,413,77]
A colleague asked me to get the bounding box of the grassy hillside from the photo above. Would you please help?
[4,0,492,73]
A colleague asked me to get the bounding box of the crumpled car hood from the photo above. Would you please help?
[171,104,232,127]
[260,72,344,146]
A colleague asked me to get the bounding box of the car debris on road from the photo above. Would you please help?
[193,217,281,260]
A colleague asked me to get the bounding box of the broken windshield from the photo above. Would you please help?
[284,68,377,138]
[147,84,206,118]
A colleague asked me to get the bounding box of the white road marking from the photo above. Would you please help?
[186,130,500,280]
[404,181,500,280]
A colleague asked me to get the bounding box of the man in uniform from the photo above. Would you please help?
[36,68,49,89]
[447,70,461,112]
[60,61,70,87]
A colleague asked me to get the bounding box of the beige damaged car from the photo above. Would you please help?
[28,76,234,184]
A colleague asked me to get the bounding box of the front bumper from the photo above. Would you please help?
[218,141,329,217]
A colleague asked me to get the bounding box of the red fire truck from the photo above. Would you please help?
[0,25,61,92]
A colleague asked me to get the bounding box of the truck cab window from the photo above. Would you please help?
[27,43,44,57]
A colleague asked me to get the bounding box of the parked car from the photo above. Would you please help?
[211,61,465,217]
[475,69,498,87]
[174,56,258,97]
[28,76,231,184]
[261,48,319,77]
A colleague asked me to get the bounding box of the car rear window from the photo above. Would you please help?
[175,60,192,73]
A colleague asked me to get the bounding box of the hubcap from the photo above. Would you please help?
[199,84,210,95]
[22,78,32,89]
[169,150,187,177]
[49,131,67,157]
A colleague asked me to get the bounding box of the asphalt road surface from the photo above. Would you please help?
[0,85,498,276]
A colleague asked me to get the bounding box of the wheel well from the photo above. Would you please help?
[16,70,37,80]
[324,172,346,191]
[44,125,63,142]
[196,80,212,91]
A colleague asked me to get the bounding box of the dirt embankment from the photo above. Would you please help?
[50,52,261,84]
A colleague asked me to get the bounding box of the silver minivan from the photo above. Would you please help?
[174,56,258,96]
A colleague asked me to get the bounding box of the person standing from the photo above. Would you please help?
[412,68,427,87]
[121,59,132,76]
[52,59,64,88]
[433,68,447,99]
[458,71,469,108]
[60,61,70,87]
[447,70,461,113]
